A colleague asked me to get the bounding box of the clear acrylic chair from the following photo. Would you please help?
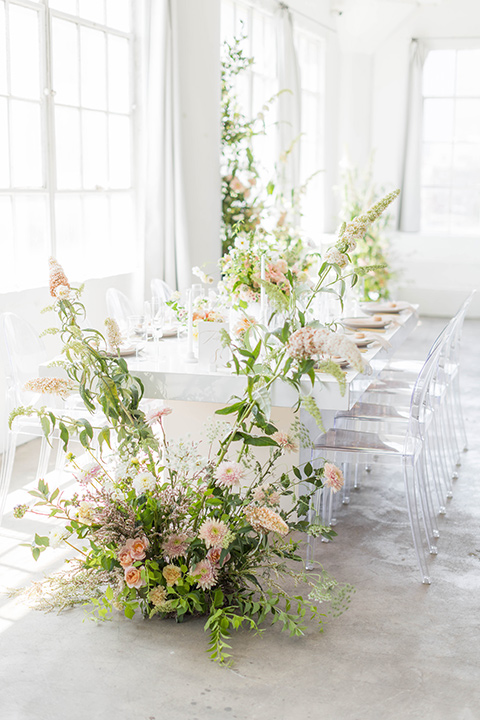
[338,294,473,511]
[151,278,173,303]
[0,313,66,523]
[105,288,135,335]
[307,339,445,584]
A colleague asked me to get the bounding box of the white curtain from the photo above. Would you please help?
[399,39,429,232]
[142,0,191,293]
[275,3,302,196]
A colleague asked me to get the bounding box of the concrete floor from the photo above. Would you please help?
[0,317,479,720]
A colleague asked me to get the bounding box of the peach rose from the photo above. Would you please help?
[126,536,149,561]
[124,565,146,589]
[117,546,134,568]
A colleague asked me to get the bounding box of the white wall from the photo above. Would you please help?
[378,0,480,318]
[337,0,480,317]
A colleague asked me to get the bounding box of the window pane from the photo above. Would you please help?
[452,144,480,187]
[423,50,455,97]
[110,192,135,267]
[10,100,43,187]
[79,0,105,25]
[421,188,450,233]
[456,49,480,97]
[221,0,235,43]
[49,0,78,14]
[451,187,480,232]
[55,194,83,270]
[106,0,130,32]
[9,5,41,100]
[423,99,454,142]
[82,110,107,189]
[455,99,480,142]
[81,27,107,110]
[13,195,49,287]
[108,114,131,188]
[108,35,130,113]
[83,193,109,264]
[421,143,452,187]
[52,18,79,106]
[0,196,14,289]
[0,97,9,187]
[55,106,81,188]
[0,2,7,94]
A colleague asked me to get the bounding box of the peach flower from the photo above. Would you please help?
[124,565,146,589]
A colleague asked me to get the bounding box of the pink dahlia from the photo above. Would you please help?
[215,461,244,488]
[145,404,173,425]
[198,519,231,549]
[191,559,218,590]
[271,432,298,453]
[323,463,344,493]
[162,533,190,559]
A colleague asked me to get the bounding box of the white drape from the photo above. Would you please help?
[399,39,429,232]
[275,4,302,196]
[142,0,191,293]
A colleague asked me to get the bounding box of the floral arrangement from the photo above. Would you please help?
[220,36,266,254]
[12,193,398,664]
[337,155,396,300]
[219,233,308,309]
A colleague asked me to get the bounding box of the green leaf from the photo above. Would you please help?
[34,534,50,547]
[243,434,279,447]
[215,401,246,416]
[124,605,135,619]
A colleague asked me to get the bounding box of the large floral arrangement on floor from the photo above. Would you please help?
[12,195,398,664]
[338,155,396,300]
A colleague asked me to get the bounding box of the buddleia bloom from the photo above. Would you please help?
[244,505,289,536]
[104,317,123,352]
[23,377,74,398]
[49,257,70,298]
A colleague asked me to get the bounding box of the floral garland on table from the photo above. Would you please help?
[11,192,398,666]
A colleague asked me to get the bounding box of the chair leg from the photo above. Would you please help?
[36,436,52,482]
[0,431,18,524]
[403,461,431,584]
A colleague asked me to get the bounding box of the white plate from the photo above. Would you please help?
[316,356,349,369]
[342,316,391,330]
[161,326,178,338]
[349,333,376,348]
[359,301,411,314]
[106,345,137,357]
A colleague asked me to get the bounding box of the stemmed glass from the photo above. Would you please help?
[151,297,166,357]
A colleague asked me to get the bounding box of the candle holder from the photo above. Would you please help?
[185,287,198,363]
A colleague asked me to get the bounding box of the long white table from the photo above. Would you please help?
[127,309,419,463]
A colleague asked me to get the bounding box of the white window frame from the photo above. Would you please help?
[0,0,137,292]
[420,39,480,236]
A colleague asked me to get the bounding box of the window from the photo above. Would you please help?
[295,27,325,243]
[221,0,278,183]
[220,0,326,241]
[0,0,136,293]
[421,48,480,235]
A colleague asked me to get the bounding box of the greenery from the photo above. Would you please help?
[338,155,396,300]
[12,188,398,665]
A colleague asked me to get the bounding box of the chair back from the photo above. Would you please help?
[151,278,173,303]
[0,312,48,409]
[106,288,134,334]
